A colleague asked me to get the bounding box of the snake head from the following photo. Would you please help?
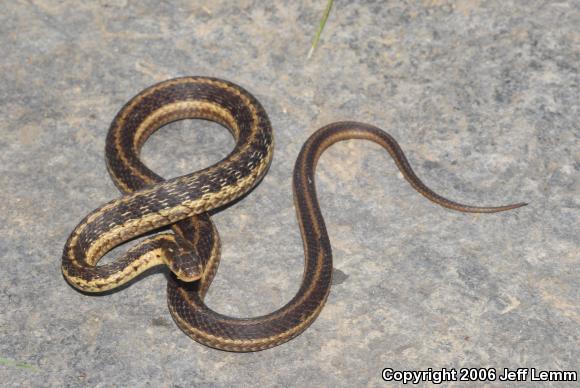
[165,236,203,282]
[167,248,203,282]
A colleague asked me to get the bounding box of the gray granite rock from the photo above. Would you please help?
[1,1,578,386]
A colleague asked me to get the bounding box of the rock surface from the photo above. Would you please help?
[1,1,578,386]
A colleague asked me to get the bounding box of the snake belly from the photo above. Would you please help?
[62,76,525,352]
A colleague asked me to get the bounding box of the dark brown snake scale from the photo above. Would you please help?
[62,76,526,351]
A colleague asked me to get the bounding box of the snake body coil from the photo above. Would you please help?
[62,77,525,351]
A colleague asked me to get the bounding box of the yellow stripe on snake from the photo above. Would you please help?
[61,77,526,352]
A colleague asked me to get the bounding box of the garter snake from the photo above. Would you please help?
[62,76,526,351]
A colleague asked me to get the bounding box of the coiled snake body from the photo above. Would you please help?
[62,77,525,351]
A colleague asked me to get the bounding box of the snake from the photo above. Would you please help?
[61,76,526,352]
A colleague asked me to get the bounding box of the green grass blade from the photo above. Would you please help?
[308,0,335,59]
[0,357,37,371]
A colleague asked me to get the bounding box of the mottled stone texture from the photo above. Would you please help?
[0,1,578,386]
